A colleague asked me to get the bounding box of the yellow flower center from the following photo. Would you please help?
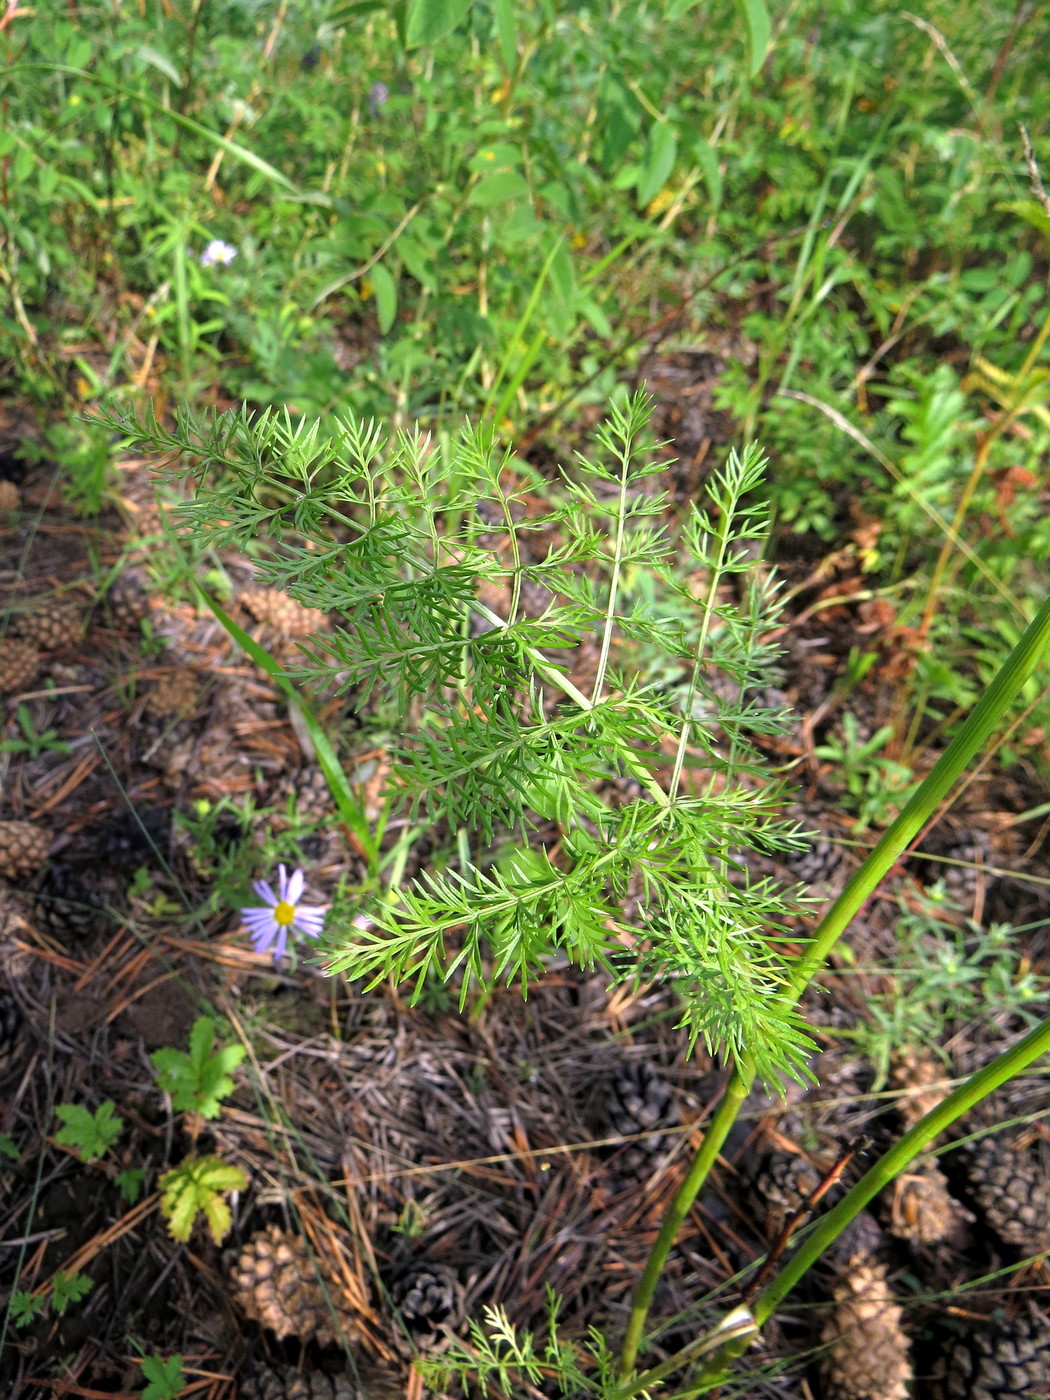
[273,901,296,926]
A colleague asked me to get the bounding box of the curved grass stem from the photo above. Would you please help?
[619,591,1050,1379]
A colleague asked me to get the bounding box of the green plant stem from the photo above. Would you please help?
[689,1012,1050,1385]
[196,588,381,873]
[756,1016,1050,1323]
[619,590,1050,1378]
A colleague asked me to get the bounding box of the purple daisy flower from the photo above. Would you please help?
[241,864,327,963]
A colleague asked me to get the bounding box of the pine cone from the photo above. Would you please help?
[966,1135,1050,1253]
[292,767,336,822]
[785,834,850,894]
[12,601,83,652]
[891,1046,949,1128]
[96,807,171,865]
[887,1156,971,1246]
[0,987,24,1076]
[938,830,994,909]
[146,669,201,718]
[241,588,328,638]
[389,1261,465,1354]
[107,569,151,628]
[606,1061,679,1175]
[0,480,19,512]
[940,1306,1050,1399]
[239,1364,360,1400]
[820,1257,912,1400]
[231,1225,358,1347]
[35,864,103,938]
[0,822,50,881]
[751,1151,827,1243]
[0,640,42,694]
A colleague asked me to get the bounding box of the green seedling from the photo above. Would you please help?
[116,1168,147,1204]
[150,1016,246,1120]
[51,1269,94,1315]
[1,705,72,758]
[814,712,918,829]
[9,1291,47,1328]
[139,1352,185,1400]
[11,1271,94,1328]
[54,1100,123,1163]
[158,1153,247,1244]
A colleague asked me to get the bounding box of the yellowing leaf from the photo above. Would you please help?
[159,1154,247,1244]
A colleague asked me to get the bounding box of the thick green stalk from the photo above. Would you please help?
[619,592,1050,1377]
[754,1014,1050,1325]
[623,1014,1050,1394]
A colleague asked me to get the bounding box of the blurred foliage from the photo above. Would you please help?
[0,0,1047,744]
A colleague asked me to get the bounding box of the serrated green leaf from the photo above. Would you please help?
[10,1289,46,1327]
[152,1017,245,1118]
[370,262,398,335]
[54,1100,123,1163]
[51,1270,93,1314]
[159,1155,247,1244]
[116,1168,147,1204]
[141,1353,186,1400]
[201,1191,234,1244]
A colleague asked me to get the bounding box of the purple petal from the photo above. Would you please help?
[278,863,295,901]
[242,908,276,934]
[252,878,277,906]
[293,907,327,939]
[286,868,305,905]
[244,912,278,955]
[273,926,289,962]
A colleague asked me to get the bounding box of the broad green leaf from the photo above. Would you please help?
[468,170,530,207]
[405,0,471,48]
[734,0,771,76]
[467,142,521,174]
[493,0,517,73]
[370,261,398,335]
[636,122,677,210]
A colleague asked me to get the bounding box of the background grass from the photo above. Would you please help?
[2,0,1048,766]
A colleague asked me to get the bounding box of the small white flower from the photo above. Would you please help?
[200,239,238,268]
[241,864,327,963]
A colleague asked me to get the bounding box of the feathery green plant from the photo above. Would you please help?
[99,391,1050,1393]
[102,390,808,1089]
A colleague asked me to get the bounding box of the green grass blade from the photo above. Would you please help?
[197,588,379,871]
[7,64,329,203]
